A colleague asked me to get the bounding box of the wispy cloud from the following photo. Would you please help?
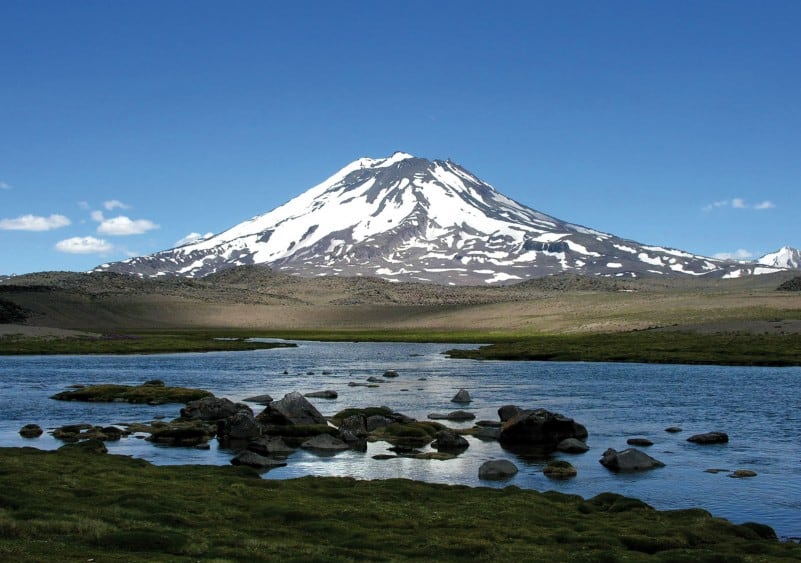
[0,214,71,231]
[103,199,130,211]
[175,231,214,246]
[0,181,11,190]
[713,249,753,261]
[703,198,776,212]
[97,215,159,236]
[55,236,113,254]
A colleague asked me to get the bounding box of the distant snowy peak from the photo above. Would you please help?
[95,153,785,284]
[758,246,801,269]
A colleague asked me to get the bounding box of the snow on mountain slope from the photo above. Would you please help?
[758,246,801,269]
[95,153,784,284]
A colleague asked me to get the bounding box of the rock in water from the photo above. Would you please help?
[431,430,469,452]
[498,405,522,422]
[301,434,350,451]
[256,391,327,425]
[557,438,589,453]
[181,397,252,421]
[599,448,665,472]
[304,390,338,399]
[499,408,588,451]
[687,432,729,444]
[451,389,471,403]
[478,460,518,480]
[19,424,43,438]
[231,451,287,470]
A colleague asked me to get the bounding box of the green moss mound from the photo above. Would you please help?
[0,447,798,561]
[51,382,213,404]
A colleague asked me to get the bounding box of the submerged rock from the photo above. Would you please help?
[730,469,757,478]
[687,432,729,444]
[626,437,653,447]
[382,370,400,378]
[304,390,338,399]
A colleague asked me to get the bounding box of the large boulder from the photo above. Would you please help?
[256,391,327,426]
[181,397,252,421]
[499,408,588,451]
[431,430,469,452]
[338,415,369,450]
[478,459,518,480]
[599,448,665,472]
[217,411,262,442]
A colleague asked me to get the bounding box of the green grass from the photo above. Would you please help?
[446,331,801,366]
[50,381,213,404]
[0,331,296,355]
[0,446,798,561]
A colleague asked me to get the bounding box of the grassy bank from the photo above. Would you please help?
[0,330,295,355]
[0,446,798,561]
[446,331,801,366]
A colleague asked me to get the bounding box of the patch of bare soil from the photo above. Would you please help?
[0,324,97,339]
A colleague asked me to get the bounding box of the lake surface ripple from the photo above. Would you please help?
[1,341,799,539]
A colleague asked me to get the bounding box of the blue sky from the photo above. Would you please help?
[1,1,799,275]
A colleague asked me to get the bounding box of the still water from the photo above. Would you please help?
[1,341,799,539]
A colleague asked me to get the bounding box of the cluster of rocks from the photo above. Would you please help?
[23,377,751,482]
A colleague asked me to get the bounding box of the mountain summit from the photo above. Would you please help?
[96,153,782,284]
[758,246,801,269]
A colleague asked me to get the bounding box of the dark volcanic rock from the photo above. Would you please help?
[498,405,522,422]
[626,437,653,447]
[231,451,287,470]
[451,389,471,404]
[687,432,729,444]
[217,411,262,441]
[665,426,682,433]
[600,448,665,472]
[181,397,251,421]
[478,459,518,480]
[304,390,338,399]
[431,430,469,452]
[301,434,350,452]
[246,436,294,456]
[19,424,43,438]
[256,391,327,425]
[499,408,588,451]
[557,438,590,453]
[243,394,273,405]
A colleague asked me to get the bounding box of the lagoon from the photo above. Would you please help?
[1,340,799,539]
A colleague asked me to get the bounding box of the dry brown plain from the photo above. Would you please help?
[2,267,800,338]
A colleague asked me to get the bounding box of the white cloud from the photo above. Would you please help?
[713,249,753,261]
[0,181,11,190]
[90,210,105,222]
[97,215,159,236]
[78,201,90,210]
[55,236,113,254]
[103,199,130,211]
[703,198,776,212]
[175,231,214,246]
[0,214,71,231]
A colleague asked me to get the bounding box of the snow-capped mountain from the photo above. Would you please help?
[758,246,801,269]
[95,152,784,284]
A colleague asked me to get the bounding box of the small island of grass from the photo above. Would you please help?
[51,380,213,404]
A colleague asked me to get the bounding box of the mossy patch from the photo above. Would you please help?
[0,446,798,561]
